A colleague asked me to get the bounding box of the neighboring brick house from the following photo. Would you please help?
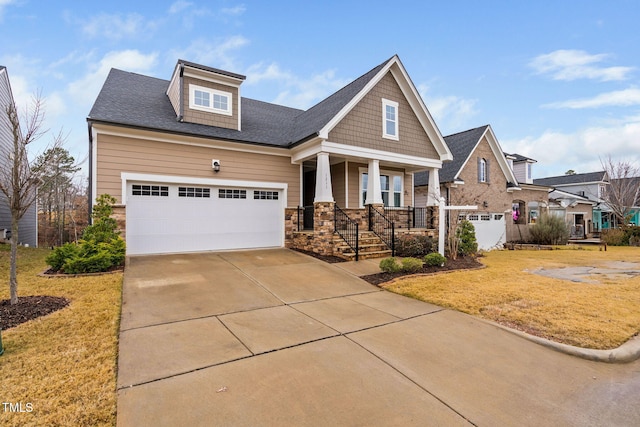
[87,55,452,257]
[415,125,549,249]
[0,66,37,247]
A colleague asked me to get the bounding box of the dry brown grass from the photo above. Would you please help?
[384,246,640,350]
[0,245,121,426]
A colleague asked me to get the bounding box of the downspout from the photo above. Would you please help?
[178,63,184,122]
[87,121,93,225]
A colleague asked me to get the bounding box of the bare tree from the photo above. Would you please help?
[0,95,60,304]
[600,156,640,227]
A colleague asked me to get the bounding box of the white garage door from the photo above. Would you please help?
[126,182,284,255]
[464,213,506,251]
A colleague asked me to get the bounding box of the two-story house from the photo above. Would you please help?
[87,56,452,258]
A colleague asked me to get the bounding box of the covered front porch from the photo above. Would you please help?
[285,149,441,260]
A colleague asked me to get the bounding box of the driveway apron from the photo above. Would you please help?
[117,249,640,426]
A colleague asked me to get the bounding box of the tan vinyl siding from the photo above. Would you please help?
[329,72,439,159]
[331,162,346,206]
[167,73,180,117]
[404,174,413,206]
[348,162,365,208]
[96,132,299,206]
[181,76,239,130]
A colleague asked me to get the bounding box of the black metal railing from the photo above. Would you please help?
[297,206,314,231]
[368,205,395,256]
[381,206,434,230]
[334,204,359,261]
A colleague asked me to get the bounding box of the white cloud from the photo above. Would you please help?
[221,5,246,16]
[417,83,478,134]
[543,87,640,109]
[167,36,249,70]
[67,50,158,107]
[82,12,158,41]
[530,49,634,81]
[168,1,193,14]
[0,0,15,20]
[502,118,640,177]
[245,62,350,109]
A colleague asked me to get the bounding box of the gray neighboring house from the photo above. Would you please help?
[533,171,608,233]
[0,66,38,247]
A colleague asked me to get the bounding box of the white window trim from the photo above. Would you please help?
[358,167,404,208]
[479,158,487,183]
[189,84,232,116]
[382,98,399,141]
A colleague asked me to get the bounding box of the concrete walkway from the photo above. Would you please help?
[117,249,640,426]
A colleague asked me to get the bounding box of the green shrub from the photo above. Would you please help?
[379,257,402,273]
[456,220,478,256]
[400,257,423,273]
[424,252,446,267]
[46,243,81,271]
[528,213,570,245]
[46,194,126,274]
[62,251,113,274]
[395,234,435,257]
[601,228,626,246]
[624,226,640,246]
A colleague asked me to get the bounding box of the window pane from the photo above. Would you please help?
[394,193,401,207]
[382,191,389,207]
[386,120,396,136]
[393,175,402,191]
[195,90,210,107]
[380,175,389,191]
[213,93,228,110]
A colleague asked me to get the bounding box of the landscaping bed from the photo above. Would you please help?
[0,296,69,330]
[361,256,483,286]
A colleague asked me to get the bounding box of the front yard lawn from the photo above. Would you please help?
[383,246,640,350]
[0,245,121,427]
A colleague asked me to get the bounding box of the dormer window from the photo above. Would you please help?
[382,98,399,140]
[189,84,232,116]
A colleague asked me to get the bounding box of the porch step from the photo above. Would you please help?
[333,231,392,261]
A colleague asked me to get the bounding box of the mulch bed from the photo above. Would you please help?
[361,256,484,286]
[0,296,70,330]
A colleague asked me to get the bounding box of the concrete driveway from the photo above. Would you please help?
[117,249,640,426]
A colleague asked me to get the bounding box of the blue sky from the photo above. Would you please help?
[1,0,639,180]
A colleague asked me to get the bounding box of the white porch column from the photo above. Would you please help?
[365,159,383,205]
[438,196,446,256]
[426,167,441,206]
[314,152,334,203]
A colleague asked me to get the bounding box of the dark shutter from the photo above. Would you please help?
[486,158,490,183]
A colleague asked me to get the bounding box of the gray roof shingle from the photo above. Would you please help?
[533,171,608,187]
[88,57,395,148]
[414,125,489,186]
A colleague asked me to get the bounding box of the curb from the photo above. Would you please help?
[479,317,640,364]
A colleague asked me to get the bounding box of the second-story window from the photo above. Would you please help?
[382,99,399,140]
[189,84,232,116]
[478,158,489,183]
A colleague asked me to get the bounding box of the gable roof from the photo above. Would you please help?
[415,124,517,186]
[533,171,608,187]
[88,55,451,161]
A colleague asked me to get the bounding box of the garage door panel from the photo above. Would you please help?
[466,213,506,251]
[126,183,284,255]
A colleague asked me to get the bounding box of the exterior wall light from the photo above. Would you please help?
[212,159,221,173]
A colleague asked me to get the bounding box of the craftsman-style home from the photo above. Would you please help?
[88,56,452,258]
